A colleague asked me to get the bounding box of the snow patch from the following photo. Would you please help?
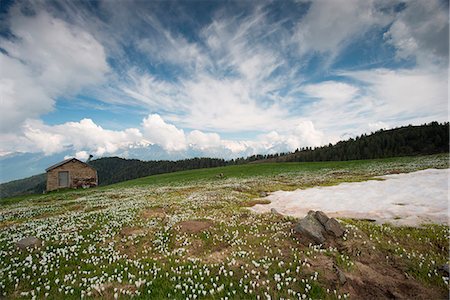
[250,168,449,226]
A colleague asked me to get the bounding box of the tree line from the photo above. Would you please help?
[90,157,228,186]
[237,122,449,163]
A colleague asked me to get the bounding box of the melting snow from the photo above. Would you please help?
[251,168,449,226]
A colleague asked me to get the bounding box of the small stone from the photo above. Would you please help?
[324,218,345,237]
[16,236,41,250]
[335,266,347,285]
[294,211,326,244]
[314,211,329,226]
[270,208,283,216]
[259,191,268,197]
[439,263,449,275]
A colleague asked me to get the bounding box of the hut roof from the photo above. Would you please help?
[45,158,96,172]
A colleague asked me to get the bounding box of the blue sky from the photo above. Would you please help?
[0,0,448,182]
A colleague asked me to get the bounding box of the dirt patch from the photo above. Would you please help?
[0,220,18,229]
[84,205,106,212]
[240,199,271,207]
[108,194,129,200]
[204,247,231,264]
[120,226,146,236]
[177,220,214,233]
[342,261,445,299]
[141,207,166,219]
[67,204,84,211]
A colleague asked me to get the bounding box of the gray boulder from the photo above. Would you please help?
[294,211,326,244]
[16,236,41,250]
[324,218,345,237]
[294,211,346,245]
[259,191,268,197]
[314,211,329,225]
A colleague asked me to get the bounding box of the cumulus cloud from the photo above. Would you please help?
[141,114,187,152]
[187,130,222,151]
[0,9,109,132]
[0,114,328,160]
[9,119,142,156]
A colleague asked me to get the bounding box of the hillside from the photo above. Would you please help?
[242,122,449,163]
[0,154,448,299]
[0,173,46,199]
[0,157,227,199]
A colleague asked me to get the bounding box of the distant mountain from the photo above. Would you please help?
[0,173,46,199]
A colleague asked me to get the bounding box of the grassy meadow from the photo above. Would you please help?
[0,154,449,299]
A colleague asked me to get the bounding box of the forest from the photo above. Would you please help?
[1,122,448,198]
[237,122,449,163]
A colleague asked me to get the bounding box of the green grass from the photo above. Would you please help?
[112,154,445,188]
[2,153,447,205]
[0,154,448,299]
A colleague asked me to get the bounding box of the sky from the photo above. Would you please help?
[0,0,448,182]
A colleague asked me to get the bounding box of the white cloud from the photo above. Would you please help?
[0,55,53,132]
[137,29,207,70]
[11,119,142,156]
[293,0,392,57]
[342,68,448,123]
[384,0,448,66]
[368,122,390,131]
[169,75,291,132]
[141,114,187,152]
[121,71,184,111]
[187,130,222,151]
[299,68,448,137]
[252,121,326,153]
[302,81,359,104]
[75,151,90,161]
[0,10,109,132]
[0,114,329,161]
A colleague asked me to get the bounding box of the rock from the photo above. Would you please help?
[16,236,41,250]
[270,208,283,216]
[335,266,347,285]
[294,211,326,244]
[314,211,329,226]
[439,263,449,275]
[324,218,345,237]
[259,191,268,197]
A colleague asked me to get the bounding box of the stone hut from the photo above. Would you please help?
[46,158,98,192]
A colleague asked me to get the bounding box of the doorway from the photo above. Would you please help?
[58,171,69,187]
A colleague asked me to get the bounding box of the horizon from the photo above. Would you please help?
[0,0,448,182]
[1,121,448,184]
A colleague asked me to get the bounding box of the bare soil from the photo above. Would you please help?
[176,220,214,233]
[240,199,271,207]
[141,207,166,219]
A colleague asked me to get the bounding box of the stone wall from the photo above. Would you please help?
[46,161,98,191]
